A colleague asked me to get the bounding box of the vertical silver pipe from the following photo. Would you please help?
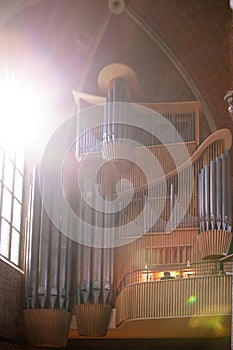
[48,172,61,309]
[80,112,84,154]
[221,153,227,230]
[107,84,113,141]
[26,165,42,309]
[74,193,82,305]
[209,160,216,230]
[37,171,52,309]
[61,170,75,312]
[80,210,91,303]
[102,192,109,305]
[216,156,222,230]
[48,224,60,309]
[65,235,73,311]
[225,150,232,232]
[170,184,174,229]
[91,185,102,304]
[80,179,92,304]
[59,173,74,310]
[198,169,204,232]
[143,195,147,233]
[103,101,108,144]
[25,179,33,309]
[76,100,81,158]
[102,194,114,305]
[59,232,68,310]
[204,164,210,231]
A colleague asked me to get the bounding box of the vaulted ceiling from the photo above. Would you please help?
[0,0,232,139]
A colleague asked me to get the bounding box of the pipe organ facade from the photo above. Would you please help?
[23,64,233,347]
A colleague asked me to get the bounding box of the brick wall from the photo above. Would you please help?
[0,259,24,343]
[130,0,232,131]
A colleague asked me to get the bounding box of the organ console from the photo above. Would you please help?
[23,63,233,346]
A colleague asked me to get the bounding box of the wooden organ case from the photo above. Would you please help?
[23,64,233,346]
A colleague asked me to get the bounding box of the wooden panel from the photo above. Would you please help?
[114,229,200,289]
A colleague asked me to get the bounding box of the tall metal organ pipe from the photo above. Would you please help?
[209,160,216,231]
[226,150,232,231]
[216,156,222,230]
[25,165,41,309]
[204,164,210,231]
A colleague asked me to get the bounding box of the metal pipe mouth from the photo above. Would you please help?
[108,0,125,15]
[98,63,139,100]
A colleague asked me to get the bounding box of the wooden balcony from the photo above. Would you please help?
[113,275,232,338]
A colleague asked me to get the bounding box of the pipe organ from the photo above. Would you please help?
[23,165,73,347]
[198,150,232,233]
[23,64,233,347]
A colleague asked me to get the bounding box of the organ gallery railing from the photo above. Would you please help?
[115,259,233,294]
[115,275,232,326]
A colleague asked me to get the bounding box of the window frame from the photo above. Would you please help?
[0,145,27,269]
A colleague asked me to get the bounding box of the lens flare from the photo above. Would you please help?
[188,315,229,336]
[0,69,53,159]
[188,295,197,304]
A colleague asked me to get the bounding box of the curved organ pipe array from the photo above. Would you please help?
[197,150,232,259]
[198,150,232,233]
[75,135,229,239]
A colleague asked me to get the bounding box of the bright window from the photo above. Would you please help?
[0,145,24,266]
[0,68,52,268]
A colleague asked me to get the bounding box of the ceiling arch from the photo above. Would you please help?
[0,0,231,135]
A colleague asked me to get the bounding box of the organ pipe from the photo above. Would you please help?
[216,156,222,230]
[209,160,216,231]
[65,236,74,311]
[221,152,227,230]
[59,230,69,310]
[48,172,62,309]
[79,199,91,304]
[76,187,114,306]
[204,164,210,231]
[75,201,82,305]
[226,150,232,231]
[37,172,51,309]
[102,209,114,304]
[170,184,174,229]
[25,165,73,311]
[26,165,41,309]
[91,187,103,304]
[24,162,73,347]
[198,152,232,233]
[48,221,60,309]
[199,169,204,232]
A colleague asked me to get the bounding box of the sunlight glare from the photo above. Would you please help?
[0,69,44,151]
